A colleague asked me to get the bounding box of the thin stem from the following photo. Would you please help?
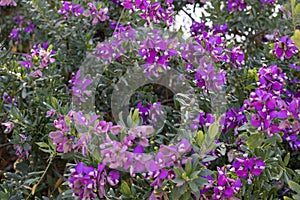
[291,0,296,31]
[0,143,12,148]
[113,8,126,36]
[181,8,196,22]
[25,155,55,200]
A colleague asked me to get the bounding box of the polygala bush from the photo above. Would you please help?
[0,0,300,199]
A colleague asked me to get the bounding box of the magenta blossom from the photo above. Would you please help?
[1,122,14,133]
[232,157,266,184]
[0,0,16,6]
[272,36,298,61]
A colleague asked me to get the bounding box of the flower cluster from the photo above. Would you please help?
[244,65,300,149]
[232,156,266,184]
[69,162,121,199]
[136,101,163,125]
[201,167,242,199]
[9,15,34,43]
[190,21,228,37]
[69,70,93,105]
[227,0,246,12]
[190,112,215,130]
[257,64,287,95]
[20,43,56,77]
[3,92,18,109]
[14,134,32,160]
[272,36,299,61]
[49,111,104,155]
[58,1,109,24]
[0,0,16,6]
[190,21,206,37]
[99,123,192,178]
[58,1,84,18]
[194,26,245,68]
[195,62,227,91]
[1,121,14,133]
[220,106,247,134]
[122,0,175,26]
[138,29,178,76]
[260,0,276,6]
[88,2,109,25]
[95,24,135,63]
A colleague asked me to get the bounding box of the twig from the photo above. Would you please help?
[113,8,126,36]
[291,0,296,31]
[181,8,196,22]
[0,143,12,148]
[25,155,55,200]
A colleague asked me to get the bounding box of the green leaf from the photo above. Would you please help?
[172,178,185,184]
[185,159,192,176]
[132,108,139,125]
[292,194,300,200]
[291,0,296,8]
[173,167,182,177]
[287,180,300,194]
[51,97,58,109]
[284,153,290,166]
[188,181,198,193]
[246,133,264,148]
[121,181,131,196]
[197,130,204,146]
[207,121,219,139]
[292,29,300,50]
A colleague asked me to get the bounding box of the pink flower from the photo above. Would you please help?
[0,0,17,6]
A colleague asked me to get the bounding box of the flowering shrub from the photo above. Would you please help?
[0,0,300,199]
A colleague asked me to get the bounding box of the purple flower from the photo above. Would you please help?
[73,132,92,156]
[190,112,215,130]
[228,47,245,68]
[232,157,265,184]
[58,1,72,18]
[49,130,73,153]
[272,36,298,61]
[29,70,43,78]
[220,107,247,134]
[177,138,192,153]
[94,120,112,134]
[15,134,31,159]
[194,63,226,91]
[122,0,174,26]
[227,0,246,12]
[9,28,20,40]
[13,16,24,25]
[279,120,300,150]
[260,0,276,6]
[2,92,18,106]
[46,109,56,117]
[69,162,98,199]
[289,63,300,71]
[71,71,93,104]
[212,23,228,34]
[138,31,178,76]
[211,167,242,199]
[190,21,206,36]
[0,0,17,6]
[107,171,120,186]
[71,4,83,16]
[136,101,163,125]
[88,3,109,25]
[258,64,287,95]
[110,125,123,135]
[24,21,34,33]
[1,122,14,133]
